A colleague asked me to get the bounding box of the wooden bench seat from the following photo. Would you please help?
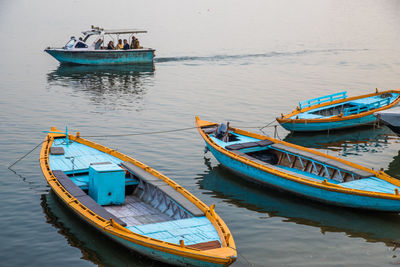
[270,143,372,178]
[121,162,204,217]
[52,170,127,227]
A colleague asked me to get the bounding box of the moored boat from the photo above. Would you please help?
[374,106,400,136]
[196,117,400,211]
[45,26,155,65]
[40,127,236,266]
[277,89,400,132]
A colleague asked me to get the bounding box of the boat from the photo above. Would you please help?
[276,89,400,132]
[196,116,400,211]
[40,127,236,266]
[374,106,400,136]
[45,26,155,65]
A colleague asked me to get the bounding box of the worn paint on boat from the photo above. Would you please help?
[40,128,236,266]
[196,117,400,211]
[277,89,400,132]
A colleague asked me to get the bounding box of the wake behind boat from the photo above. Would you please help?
[40,128,236,266]
[45,26,155,65]
[196,117,400,211]
[277,89,400,132]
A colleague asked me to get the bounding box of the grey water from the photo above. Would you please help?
[1,0,400,266]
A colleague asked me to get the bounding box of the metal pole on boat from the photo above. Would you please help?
[66,126,69,146]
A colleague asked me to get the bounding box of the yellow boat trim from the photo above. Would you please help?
[195,117,400,200]
[40,127,236,265]
[276,89,400,123]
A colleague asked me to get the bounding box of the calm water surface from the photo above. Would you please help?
[1,0,400,266]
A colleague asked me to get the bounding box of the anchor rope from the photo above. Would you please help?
[8,140,45,171]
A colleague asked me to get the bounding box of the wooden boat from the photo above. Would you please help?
[40,127,236,266]
[196,117,400,211]
[45,26,155,65]
[374,107,400,136]
[276,89,400,132]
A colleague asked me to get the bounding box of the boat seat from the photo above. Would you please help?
[121,162,165,185]
[157,185,204,217]
[270,143,373,178]
[52,170,127,227]
[230,151,322,183]
[325,160,372,178]
[271,143,328,163]
[50,147,65,155]
[225,139,274,151]
[202,126,217,134]
[121,162,204,217]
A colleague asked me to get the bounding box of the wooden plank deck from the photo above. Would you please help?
[104,195,172,227]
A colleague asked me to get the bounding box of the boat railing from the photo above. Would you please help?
[270,146,348,182]
[343,97,391,116]
[298,91,347,110]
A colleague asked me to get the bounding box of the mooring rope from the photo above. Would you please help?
[81,126,197,137]
[8,123,280,169]
[8,140,45,171]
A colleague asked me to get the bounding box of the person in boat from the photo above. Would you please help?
[131,36,140,49]
[107,41,115,50]
[123,39,130,50]
[75,37,88,48]
[116,39,124,50]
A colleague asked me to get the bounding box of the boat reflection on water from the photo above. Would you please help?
[282,125,398,156]
[46,63,155,109]
[40,191,169,267]
[198,158,400,248]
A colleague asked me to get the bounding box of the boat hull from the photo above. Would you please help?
[277,90,400,132]
[279,114,376,132]
[375,107,400,136]
[40,129,236,266]
[45,49,155,65]
[206,144,400,212]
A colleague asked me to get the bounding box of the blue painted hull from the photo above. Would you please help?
[106,233,229,267]
[206,144,400,211]
[45,49,155,65]
[280,114,376,132]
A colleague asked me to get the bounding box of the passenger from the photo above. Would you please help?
[123,39,130,50]
[75,37,88,48]
[107,41,115,50]
[131,36,140,49]
[95,38,103,49]
[116,39,124,50]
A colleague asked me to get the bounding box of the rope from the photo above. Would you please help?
[228,245,254,267]
[260,119,277,130]
[8,140,45,170]
[81,126,197,138]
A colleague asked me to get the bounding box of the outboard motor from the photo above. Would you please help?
[215,123,228,140]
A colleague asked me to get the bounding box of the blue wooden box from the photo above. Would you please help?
[88,162,125,205]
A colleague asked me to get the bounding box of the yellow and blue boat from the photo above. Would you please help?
[277,89,400,132]
[196,117,400,211]
[40,128,236,266]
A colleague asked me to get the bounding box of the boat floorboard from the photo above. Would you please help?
[104,195,172,227]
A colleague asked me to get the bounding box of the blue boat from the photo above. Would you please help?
[40,128,236,266]
[196,117,400,212]
[45,26,155,65]
[277,89,400,132]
